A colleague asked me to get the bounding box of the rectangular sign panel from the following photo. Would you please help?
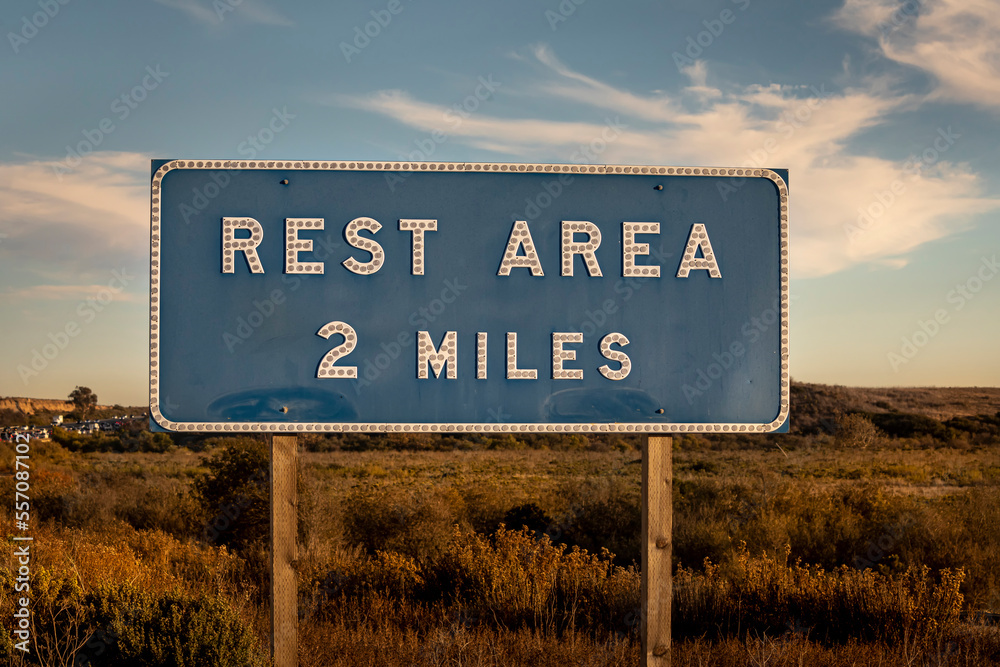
[150,160,788,434]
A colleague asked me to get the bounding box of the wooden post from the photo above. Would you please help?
[270,435,298,667]
[642,435,672,666]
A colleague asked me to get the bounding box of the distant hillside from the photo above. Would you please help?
[0,397,79,415]
[791,382,1000,435]
[0,396,142,416]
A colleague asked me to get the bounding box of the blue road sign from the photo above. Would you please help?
[150,160,788,434]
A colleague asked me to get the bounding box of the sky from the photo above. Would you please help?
[0,0,998,406]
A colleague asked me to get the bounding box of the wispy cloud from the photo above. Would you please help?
[154,0,216,24]
[833,0,1000,112]
[1,284,144,303]
[335,88,627,157]
[238,1,294,27]
[154,0,293,27]
[328,47,999,279]
[0,152,149,284]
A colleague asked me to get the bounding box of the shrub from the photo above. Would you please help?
[944,412,1000,446]
[343,486,462,563]
[835,413,885,449]
[433,526,638,635]
[123,430,175,453]
[558,481,641,567]
[17,467,77,523]
[674,543,965,648]
[193,439,270,551]
[51,426,90,451]
[867,411,947,440]
[501,503,553,536]
[313,549,426,605]
[457,482,514,535]
[81,583,264,667]
[34,467,200,539]
[0,519,261,667]
[50,427,176,454]
[1,568,262,667]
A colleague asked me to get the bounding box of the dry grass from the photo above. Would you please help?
[0,521,264,666]
[3,402,1000,665]
[290,529,999,665]
[299,616,638,667]
[295,624,1000,667]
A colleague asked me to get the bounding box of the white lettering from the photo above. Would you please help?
[498,220,544,276]
[561,221,603,277]
[285,218,325,274]
[622,222,660,277]
[342,217,385,275]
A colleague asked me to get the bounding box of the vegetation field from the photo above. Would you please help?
[2,382,1000,666]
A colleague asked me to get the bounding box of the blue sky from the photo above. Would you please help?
[1,0,998,406]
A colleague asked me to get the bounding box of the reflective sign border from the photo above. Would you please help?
[150,159,789,434]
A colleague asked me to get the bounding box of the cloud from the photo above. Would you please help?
[335,89,631,158]
[833,0,1000,112]
[154,0,216,24]
[329,48,1000,279]
[154,0,293,27]
[238,1,294,26]
[1,284,144,303]
[0,152,149,284]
